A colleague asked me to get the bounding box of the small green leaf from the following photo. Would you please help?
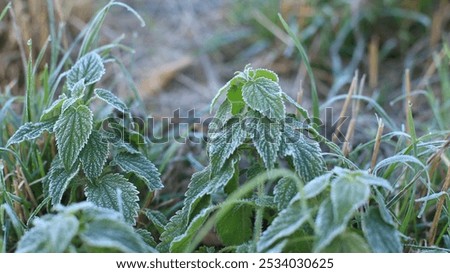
[79,130,109,180]
[280,123,325,182]
[274,177,297,210]
[362,207,402,253]
[95,88,129,114]
[40,94,66,121]
[112,152,163,191]
[54,105,93,170]
[302,172,332,199]
[158,210,186,252]
[331,173,370,223]
[282,93,310,119]
[321,231,371,253]
[242,77,285,120]
[254,68,279,82]
[6,119,56,147]
[209,118,246,173]
[70,79,86,98]
[144,210,168,234]
[85,174,140,225]
[210,75,245,113]
[257,201,310,252]
[47,159,80,205]
[80,217,154,252]
[16,214,79,253]
[314,198,347,252]
[216,204,253,246]
[227,85,245,115]
[209,99,232,133]
[170,207,216,252]
[61,97,81,114]
[66,52,105,90]
[246,112,281,169]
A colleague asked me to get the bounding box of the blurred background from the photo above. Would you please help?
[1,0,448,116]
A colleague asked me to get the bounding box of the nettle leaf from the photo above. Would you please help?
[185,159,236,219]
[47,158,80,205]
[216,204,253,246]
[144,210,169,234]
[331,172,370,223]
[85,174,139,225]
[274,177,297,210]
[61,96,81,114]
[209,99,232,133]
[254,68,279,82]
[66,52,105,90]
[70,79,86,98]
[227,85,245,115]
[158,210,186,252]
[54,105,93,170]
[170,207,216,252]
[79,130,109,180]
[257,201,311,252]
[40,94,66,121]
[6,119,56,147]
[302,172,332,199]
[280,123,325,182]
[242,77,285,120]
[80,217,154,252]
[112,152,163,191]
[321,231,371,253]
[246,112,281,169]
[95,88,129,114]
[362,207,402,253]
[16,214,79,252]
[282,93,309,119]
[210,74,245,113]
[314,198,347,252]
[209,118,246,173]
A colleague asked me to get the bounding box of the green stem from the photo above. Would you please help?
[253,182,265,249]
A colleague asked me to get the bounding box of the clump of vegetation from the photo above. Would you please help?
[1,0,450,253]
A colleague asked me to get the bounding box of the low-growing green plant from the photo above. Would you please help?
[155,66,401,252]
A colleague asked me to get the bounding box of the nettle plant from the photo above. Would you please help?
[157,66,402,252]
[7,52,163,225]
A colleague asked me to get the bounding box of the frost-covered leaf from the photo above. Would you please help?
[16,214,79,252]
[280,123,325,182]
[210,74,245,113]
[331,173,370,223]
[6,119,56,146]
[40,94,66,121]
[66,52,105,90]
[136,229,157,248]
[216,204,253,246]
[282,93,309,119]
[246,112,281,169]
[170,207,216,252]
[85,174,139,225]
[70,79,86,98]
[54,105,93,170]
[61,96,81,114]
[242,77,285,120]
[209,99,232,133]
[185,159,236,218]
[47,158,80,205]
[362,207,402,253]
[79,130,109,180]
[257,201,310,252]
[254,68,279,82]
[302,172,332,199]
[80,217,154,252]
[112,152,163,191]
[314,199,347,252]
[321,232,371,253]
[274,177,297,210]
[209,118,246,173]
[158,210,186,252]
[144,210,168,234]
[95,88,129,114]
